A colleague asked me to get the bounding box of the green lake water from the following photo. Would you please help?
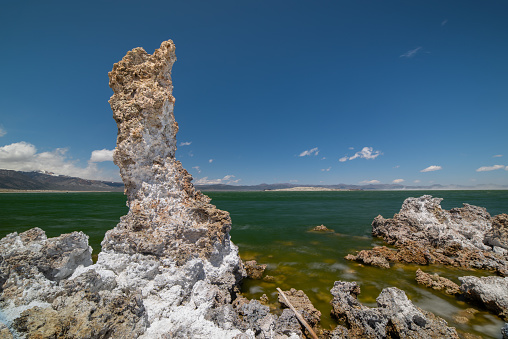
[0,190,507,338]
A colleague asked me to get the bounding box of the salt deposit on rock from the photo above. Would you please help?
[347,195,508,272]
[459,275,508,320]
[0,40,314,339]
[329,281,459,338]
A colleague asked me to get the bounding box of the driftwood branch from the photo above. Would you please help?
[276,287,318,339]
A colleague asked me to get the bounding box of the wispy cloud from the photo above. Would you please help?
[420,165,442,172]
[493,154,503,158]
[414,180,421,183]
[0,141,118,181]
[400,47,423,58]
[209,159,214,163]
[195,175,240,185]
[0,126,6,137]
[89,149,114,162]
[360,179,380,184]
[441,19,448,26]
[476,165,506,172]
[392,179,404,184]
[179,141,192,146]
[339,147,382,162]
[299,147,319,157]
[192,166,201,173]
[321,167,331,172]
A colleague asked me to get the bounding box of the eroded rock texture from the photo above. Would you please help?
[347,196,508,272]
[459,276,508,320]
[329,281,459,338]
[0,40,263,339]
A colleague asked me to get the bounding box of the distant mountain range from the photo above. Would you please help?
[0,169,506,192]
[0,169,124,192]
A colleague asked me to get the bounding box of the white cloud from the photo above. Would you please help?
[493,154,503,158]
[393,165,400,169]
[209,159,213,163]
[400,47,422,58]
[192,166,201,173]
[0,126,6,137]
[392,179,404,184]
[179,141,192,146]
[476,165,506,172]
[414,180,421,183]
[348,147,354,150]
[360,179,380,184]
[194,175,240,185]
[299,147,319,157]
[340,147,382,162]
[89,149,114,162]
[0,141,117,181]
[321,167,331,172]
[420,165,442,172]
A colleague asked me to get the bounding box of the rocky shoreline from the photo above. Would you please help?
[0,40,507,338]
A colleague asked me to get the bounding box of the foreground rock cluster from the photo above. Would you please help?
[346,195,508,336]
[0,40,506,338]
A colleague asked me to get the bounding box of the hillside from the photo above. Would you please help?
[0,169,124,192]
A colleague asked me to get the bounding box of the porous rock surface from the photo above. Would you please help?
[347,195,508,272]
[329,281,459,338]
[0,40,305,338]
[459,275,508,320]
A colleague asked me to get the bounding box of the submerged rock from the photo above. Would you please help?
[459,275,508,320]
[329,280,459,338]
[310,225,334,232]
[415,269,461,295]
[244,260,267,280]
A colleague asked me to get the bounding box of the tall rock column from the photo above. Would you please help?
[103,40,236,266]
[99,40,246,337]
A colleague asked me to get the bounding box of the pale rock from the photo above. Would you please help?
[329,280,459,338]
[459,275,508,320]
[369,195,507,270]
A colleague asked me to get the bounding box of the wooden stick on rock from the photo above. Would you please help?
[276,287,318,339]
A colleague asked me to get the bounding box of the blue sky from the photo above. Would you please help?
[1,0,507,187]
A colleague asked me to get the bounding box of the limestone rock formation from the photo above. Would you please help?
[329,281,459,338]
[459,276,508,320]
[349,195,507,271]
[0,40,315,339]
[415,269,460,295]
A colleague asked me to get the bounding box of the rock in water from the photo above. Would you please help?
[459,276,508,320]
[415,269,461,295]
[0,40,252,339]
[329,281,459,338]
[353,195,508,271]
